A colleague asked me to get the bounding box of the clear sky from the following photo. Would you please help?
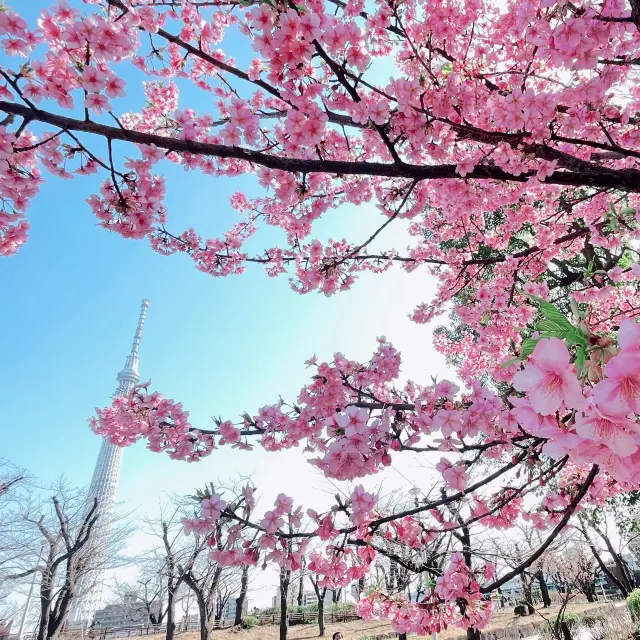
[1,0,453,607]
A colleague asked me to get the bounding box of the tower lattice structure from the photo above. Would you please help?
[68,300,150,630]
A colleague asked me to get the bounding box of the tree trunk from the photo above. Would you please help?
[599,532,635,593]
[521,575,534,615]
[297,577,304,607]
[537,572,551,608]
[47,585,74,640]
[317,599,324,637]
[202,616,215,640]
[580,525,631,597]
[467,628,481,640]
[193,590,209,640]
[166,589,177,640]
[234,566,249,626]
[560,621,572,640]
[279,570,289,640]
[36,592,51,640]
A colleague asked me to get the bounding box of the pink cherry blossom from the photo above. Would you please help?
[618,320,640,352]
[201,493,227,520]
[593,352,640,417]
[513,338,585,415]
[350,484,376,525]
[260,510,284,534]
[436,458,470,492]
[219,420,241,444]
[574,408,639,456]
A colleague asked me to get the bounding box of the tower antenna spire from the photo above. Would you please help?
[131,299,150,358]
[118,299,150,384]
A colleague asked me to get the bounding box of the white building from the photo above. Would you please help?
[92,593,159,629]
[301,589,341,607]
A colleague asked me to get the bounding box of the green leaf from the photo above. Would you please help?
[537,300,573,328]
[501,357,522,368]
[520,338,539,359]
[536,319,570,336]
[565,328,589,349]
[575,346,585,374]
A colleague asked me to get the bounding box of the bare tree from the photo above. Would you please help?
[0,463,27,633]
[490,523,561,614]
[114,558,172,628]
[5,479,133,640]
[308,575,327,637]
[578,507,636,596]
[140,504,211,640]
[180,556,225,640]
[158,521,191,640]
[547,545,596,640]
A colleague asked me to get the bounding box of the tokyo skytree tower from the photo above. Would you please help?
[67,299,150,630]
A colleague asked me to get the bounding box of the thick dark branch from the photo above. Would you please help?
[53,497,72,550]
[363,447,535,531]
[481,464,599,592]
[1,102,639,191]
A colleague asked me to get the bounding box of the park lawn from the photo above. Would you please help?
[161,599,613,640]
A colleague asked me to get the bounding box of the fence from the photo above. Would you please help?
[88,620,230,639]
[256,611,360,626]
[24,620,218,640]
[25,609,360,640]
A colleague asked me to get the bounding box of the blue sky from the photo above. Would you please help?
[1,0,451,604]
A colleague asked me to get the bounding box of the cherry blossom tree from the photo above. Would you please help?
[2,0,640,638]
[179,489,249,640]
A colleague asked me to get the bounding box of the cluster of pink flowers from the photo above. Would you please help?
[0,128,40,256]
[511,326,640,484]
[349,485,376,526]
[91,385,215,461]
[358,553,492,635]
[3,0,640,635]
[389,517,439,549]
[308,545,375,588]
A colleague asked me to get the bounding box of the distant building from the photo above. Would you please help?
[498,578,523,602]
[222,598,248,621]
[91,593,159,628]
[271,588,344,608]
[301,589,343,607]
